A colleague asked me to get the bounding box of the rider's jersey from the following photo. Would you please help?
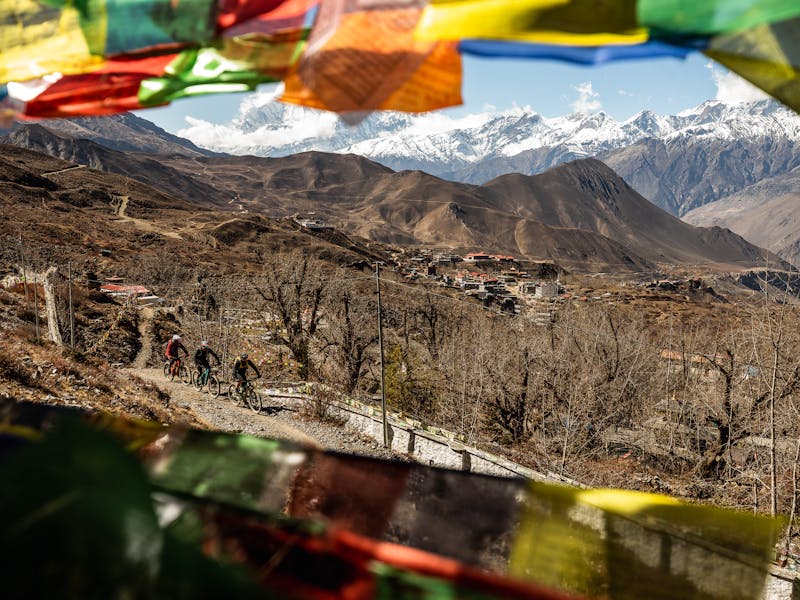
[194,347,219,367]
[165,339,187,359]
[233,356,260,379]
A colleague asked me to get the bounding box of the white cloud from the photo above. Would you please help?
[177,110,335,154]
[233,84,283,123]
[617,89,633,97]
[177,84,342,153]
[571,81,602,113]
[706,61,770,104]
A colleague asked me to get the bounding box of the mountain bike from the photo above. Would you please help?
[163,357,189,384]
[228,378,261,413]
[192,366,221,397]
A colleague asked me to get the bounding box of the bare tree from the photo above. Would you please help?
[413,289,459,362]
[253,251,327,381]
[319,277,378,393]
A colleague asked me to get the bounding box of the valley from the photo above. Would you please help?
[0,126,797,516]
[3,113,800,580]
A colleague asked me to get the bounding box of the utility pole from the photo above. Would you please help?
[32,274,40,343]
[18,235,30,308]
[68,261,75,349]
[375,263,389,447]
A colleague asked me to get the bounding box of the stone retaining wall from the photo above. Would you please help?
[263,384,795,599]
[265,385,584,483]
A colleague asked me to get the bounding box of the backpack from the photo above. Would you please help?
[194,348,205,364]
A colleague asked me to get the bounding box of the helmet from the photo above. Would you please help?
[201,341,210,348]
[172,334,181,341]
[240,352,248,359]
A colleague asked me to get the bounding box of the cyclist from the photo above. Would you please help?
[165,334,188,375]
[233,352,261,392]
[193,341,220,385]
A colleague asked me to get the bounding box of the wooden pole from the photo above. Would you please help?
[18,235,30,307]
[68,262,75,349]
[32,274,40,343]
[376,263,389,448]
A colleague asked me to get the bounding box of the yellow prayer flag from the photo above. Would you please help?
[0,0,104,84]
[510,482,782,600]
[705,18,800,115]
[415,0,648,47]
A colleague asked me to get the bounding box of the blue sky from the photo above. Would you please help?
[141,52,743,135]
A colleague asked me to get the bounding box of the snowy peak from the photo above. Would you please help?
[177,96,800,183]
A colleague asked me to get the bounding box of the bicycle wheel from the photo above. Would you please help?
[179,365,190,384]
[163,362,170,378]
[246,388,261,413]
[192,370,202,390]
[227,384,242,406]
[208,375,221,398]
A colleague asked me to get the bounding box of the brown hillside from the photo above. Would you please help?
[0,145,389,284]
[481,159,781,269]
[2,124,781,273]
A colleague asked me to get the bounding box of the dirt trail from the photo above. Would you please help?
[132,307,154,369]
[128,367,320,447]
[110,195,182,239]
[129,308,319,446]
[117,195,129,218]
[41,165,86,177]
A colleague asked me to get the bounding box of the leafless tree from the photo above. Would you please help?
[252,251,327,380]
[319,276,378,393]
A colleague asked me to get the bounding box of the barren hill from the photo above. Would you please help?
[2,124,781,272]
[0,144,388,282]
[1,125,233,209]
[2,113,215,157]
[480,159,779,269]
[684,167,800,266]
[175,152,774,271]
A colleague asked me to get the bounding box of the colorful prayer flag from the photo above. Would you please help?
[705,17,800,114]
[416,0,647,47]
[280,0,463,114]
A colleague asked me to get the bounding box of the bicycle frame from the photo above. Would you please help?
[236,379,254,392]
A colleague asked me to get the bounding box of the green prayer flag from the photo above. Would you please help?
[638,0,800,36]
[138,32,307,106]
[148,428,309,513]
[706,17,800,114]
[40,0,217,55]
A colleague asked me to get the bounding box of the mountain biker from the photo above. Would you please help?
[165,334,188,375]
[193,341,220,384]
[233,352,261,391]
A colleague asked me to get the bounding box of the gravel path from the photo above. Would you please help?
[129,368,404,461]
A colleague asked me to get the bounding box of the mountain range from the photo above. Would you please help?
[175,99,799,202]
[176,98,800,263]
[0,121,781,273]
[7,100,800,261]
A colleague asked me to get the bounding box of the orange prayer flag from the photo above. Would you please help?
[280,0,462,114]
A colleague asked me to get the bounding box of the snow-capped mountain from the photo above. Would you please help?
[179,96,800,220]
[181,96,800,170]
